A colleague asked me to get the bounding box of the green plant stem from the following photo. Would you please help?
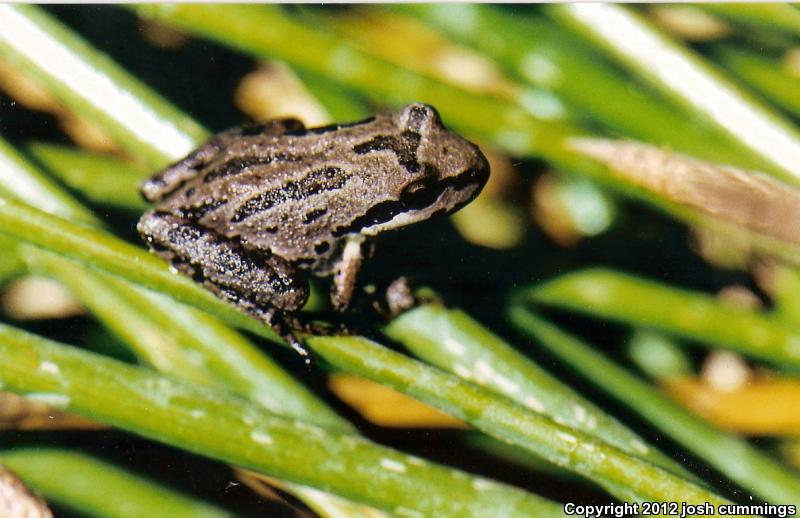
[0,325,565,518]
[0,137,100,225]
[700,3,800,36]
[548,3,800,185]
[0,449,232,518]
[0,234,25,283]
[307,334,735,507]
[295,70,371,122]
[761,265,800,328]
[392,4,767,173]
[508,308,800,507]
[0,5,207,168]
[384,305,691,479]
[626,331,693,382]
[713,45,800,119]
[523,268,800,367]
[26,142,150,211]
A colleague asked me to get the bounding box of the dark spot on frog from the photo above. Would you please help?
[314,241,330,254]
[303,207,328,224]
[353,131,422,174]
[203,156,272,183]
[180,198,226,221]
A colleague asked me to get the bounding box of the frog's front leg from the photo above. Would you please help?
[330,236,366,312]
[137,210,311,357]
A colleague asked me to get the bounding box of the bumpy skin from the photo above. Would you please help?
[137,104,489,344]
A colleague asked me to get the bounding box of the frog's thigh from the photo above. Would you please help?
[137,211,309,318]
[331,236,364,312]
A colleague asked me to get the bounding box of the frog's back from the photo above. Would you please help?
[145,104,489,272]
[151,113,401,268]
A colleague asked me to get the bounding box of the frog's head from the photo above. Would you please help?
[359,103,490,236]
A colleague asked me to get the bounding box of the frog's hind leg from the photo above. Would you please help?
[137,211,311,356]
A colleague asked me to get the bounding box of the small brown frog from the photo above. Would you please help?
[137,103,489,357]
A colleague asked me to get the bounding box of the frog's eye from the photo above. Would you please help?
[400,104,442,133]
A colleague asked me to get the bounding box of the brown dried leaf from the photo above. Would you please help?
[0,466,52,518]
[0,392,104,431]
[235,63,329,127]
[571,138,800,247]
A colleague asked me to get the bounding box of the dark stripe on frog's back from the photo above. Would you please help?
[228,166,348,223]
[200,153,302,184]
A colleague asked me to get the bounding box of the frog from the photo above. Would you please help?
[137,103,490,358]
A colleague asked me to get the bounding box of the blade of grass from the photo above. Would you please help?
[522,268,800,368]
[700,3,800,37]
[548,3,800,185]
[0,4,208,168]
[0,324,565,518]
[0,234,24,283]
[713,46,800,119]
[0,448,232,518]
[307,334,738,508]
[627,331,694,382]
[508,308,800,507]
[26,142,150,211]
[294,70,371,122]
[384,305,692,480]
[0,137,99,225]
[392,4,768,173]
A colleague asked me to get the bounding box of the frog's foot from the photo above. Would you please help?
[384,276,418,317]
[281,312,345,337]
